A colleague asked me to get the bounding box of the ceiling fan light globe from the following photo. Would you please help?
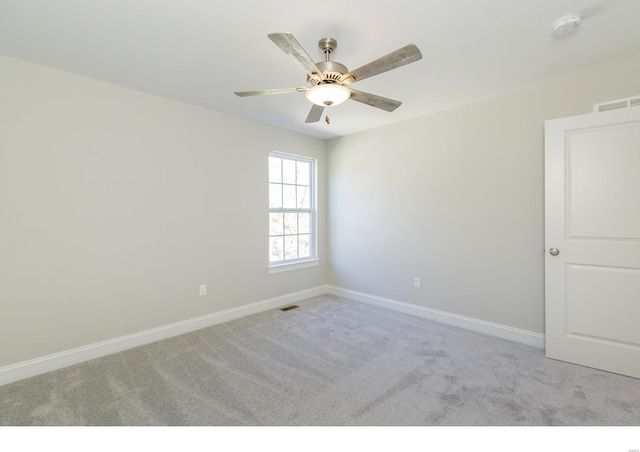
[305,84,350,107]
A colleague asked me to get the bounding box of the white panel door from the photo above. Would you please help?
[545,106,640,378]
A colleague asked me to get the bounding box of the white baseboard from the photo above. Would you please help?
[327,286,545,349]
[0,286,327,387]
[1,284,545,387]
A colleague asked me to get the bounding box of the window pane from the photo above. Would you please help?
[269,183,282,208]
[299,234,311,258]
[282,159,296,184]
[269,153,315,266]
[297,161,310,186]
[297,186,309,208]
[269,236,284,262]
[284,213,297,234]
[285,235,298,260]
[269,157,282,183]
[283,185,296,208]
[298,213,310,233]
[269,213,283,236]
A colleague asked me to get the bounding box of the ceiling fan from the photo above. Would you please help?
[234,33,422,123]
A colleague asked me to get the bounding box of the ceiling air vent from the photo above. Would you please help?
[594,95,640,113]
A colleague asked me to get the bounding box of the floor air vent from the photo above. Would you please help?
[594,95,640,113]
[280,305,299,312]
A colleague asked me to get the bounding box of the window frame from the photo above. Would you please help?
[268,151,318,271]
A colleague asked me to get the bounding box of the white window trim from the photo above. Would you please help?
[268,258,320,274]
[268,151,317,269]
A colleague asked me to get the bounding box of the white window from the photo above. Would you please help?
[268,152,316,267]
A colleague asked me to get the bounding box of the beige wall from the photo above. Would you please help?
[3,52,640,369]
[0,56,327,367]
[327,55,640,334]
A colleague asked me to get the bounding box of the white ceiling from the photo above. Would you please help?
[1,0,639,140]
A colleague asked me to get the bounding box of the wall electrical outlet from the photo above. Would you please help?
[414,277,421,288]
[199,284,207,296]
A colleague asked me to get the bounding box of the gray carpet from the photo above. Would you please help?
[1,295,639,426]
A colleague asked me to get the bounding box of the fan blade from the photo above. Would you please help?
[348,89,402,112]
[305,104,324,123]
[268,33,325,81]
[235,87,307,97]
[340,44,422,84]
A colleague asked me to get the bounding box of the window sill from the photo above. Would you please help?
[268,259,320,274]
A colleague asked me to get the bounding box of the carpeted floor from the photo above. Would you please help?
[1,295,639,426]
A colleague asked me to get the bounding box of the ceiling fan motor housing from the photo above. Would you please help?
[305,37,354,86]
[308,60,349,86]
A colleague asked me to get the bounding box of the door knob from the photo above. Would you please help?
[549,248,560,256]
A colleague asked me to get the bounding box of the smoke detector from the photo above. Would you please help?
[553,14,582,35]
